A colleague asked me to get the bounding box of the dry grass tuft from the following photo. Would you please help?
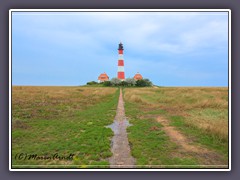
[12,86,117,120]
[124,87,229,142]
[12,120,31,130]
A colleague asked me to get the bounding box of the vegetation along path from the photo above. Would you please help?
[156,116,227,167]
[107,88,135,168]
[123,87,228,168]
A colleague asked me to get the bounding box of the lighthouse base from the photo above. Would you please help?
[118,72,125,80]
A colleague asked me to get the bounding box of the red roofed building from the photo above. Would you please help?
[133,72,143,80]
[98,72,109,83]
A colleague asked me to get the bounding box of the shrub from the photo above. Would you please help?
[111,78,121,86]
[120,81,128,86]
[103,81,112,87]
[136,79,153,87]
[125,78,136,86]
[86,81,98,85]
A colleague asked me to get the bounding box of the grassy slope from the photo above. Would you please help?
[12,86,119,168]
[124,87,228,167]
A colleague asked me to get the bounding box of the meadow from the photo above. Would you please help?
[11,86,229,168]
[12,86,119,168]
[124,87,229,168]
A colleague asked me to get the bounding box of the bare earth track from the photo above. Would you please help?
[157,116,227,167]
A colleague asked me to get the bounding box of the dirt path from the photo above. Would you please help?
[107,88,135,168]
[157,116,227,166]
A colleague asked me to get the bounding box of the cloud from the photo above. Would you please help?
[12,11,229,86]
[13,12,228,54]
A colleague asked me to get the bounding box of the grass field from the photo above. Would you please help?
[12,86,229,168]
[123,87,228,168]
[12,86,119,168]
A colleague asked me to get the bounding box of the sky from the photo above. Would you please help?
[12,11,229,86]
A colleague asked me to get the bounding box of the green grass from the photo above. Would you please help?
[169,115,228,158]
[124,87,229,167]
[12,86,229,168]
[12,86,119,168]
[125,102,199,167]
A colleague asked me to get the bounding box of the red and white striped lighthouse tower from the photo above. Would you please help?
[117,42,125,80]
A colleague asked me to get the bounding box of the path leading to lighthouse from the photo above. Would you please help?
[107,88,135,168]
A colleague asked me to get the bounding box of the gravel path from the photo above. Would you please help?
[108,88,135,168]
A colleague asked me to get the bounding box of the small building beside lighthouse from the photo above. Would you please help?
[98,72,109,83]
[134,72,143,80]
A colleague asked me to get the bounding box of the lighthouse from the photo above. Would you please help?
[117,42,125,80]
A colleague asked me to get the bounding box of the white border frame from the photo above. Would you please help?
[9,9,231,171]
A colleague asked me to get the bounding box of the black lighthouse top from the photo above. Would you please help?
[118,42,124,50]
